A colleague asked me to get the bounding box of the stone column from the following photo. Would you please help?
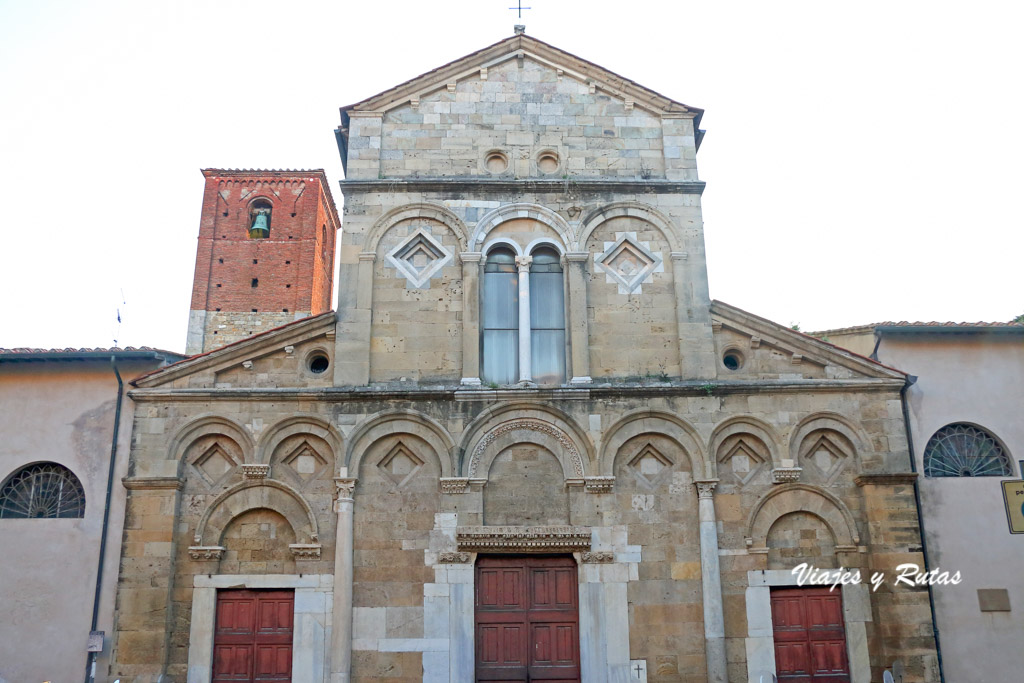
[460,252,483,385]
[565,252,592,384]
[515,255,533,382]
[330,477,357,683]
[696,479,727,683]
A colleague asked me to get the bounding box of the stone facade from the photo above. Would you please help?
[110,32,939,683]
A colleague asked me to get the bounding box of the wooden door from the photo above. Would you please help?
[771,587,850,683]
[475,556,580,682]
[213,589,294,683]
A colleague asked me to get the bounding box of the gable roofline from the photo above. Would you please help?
[336,32,704,167]
[132,311,336,388]
[0,347,185,364]
[813,321,1024,337]
[200,168,342,231]
[711,300,907,379]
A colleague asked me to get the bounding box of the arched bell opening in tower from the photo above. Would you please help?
[248,199,272,239]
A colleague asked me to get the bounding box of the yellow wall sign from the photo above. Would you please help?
[1001,480,1024,534]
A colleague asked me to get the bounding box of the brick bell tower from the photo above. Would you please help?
[185,169,341,354]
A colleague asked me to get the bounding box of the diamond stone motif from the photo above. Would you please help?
[595,232,663,293]
[282,441,328,482]
[628,444,673,487]
[377,443,425,488]
[386,227,453,288]
[193,444,238,485]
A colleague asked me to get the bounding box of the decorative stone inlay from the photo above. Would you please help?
[581,551,615,563]
[241,463,270,480]
[771,466,803,484]
[282,441,328,482]
[457,526,592,553]
[468,420,584,478]
[377,442,424,488]
[594,232,664,294]
[438,551,472,564]
[584,476,615,493]
[334,477,357,500]
[629,444,672,488]
[695,479,719,498]
[188,546,225,561]
[440,477,471,494]
[386,226,453,288]
[193,444,238,486]
[289,544,322,560]
[722,440,766,486]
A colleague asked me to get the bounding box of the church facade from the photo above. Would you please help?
[110,32,938,683]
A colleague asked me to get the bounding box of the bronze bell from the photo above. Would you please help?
[249,211,270,239]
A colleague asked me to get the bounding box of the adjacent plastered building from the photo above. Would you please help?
[107,32,940,683]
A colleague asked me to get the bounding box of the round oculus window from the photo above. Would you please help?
[308,353,330,374]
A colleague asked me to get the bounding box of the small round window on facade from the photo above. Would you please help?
[484,151,509,174]
[537,151,560,175]
[723,350,743,371]
[308,354,330,374]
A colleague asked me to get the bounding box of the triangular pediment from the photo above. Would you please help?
[711,301,905,381]
[341,33,701,121]
[133,312,337,389]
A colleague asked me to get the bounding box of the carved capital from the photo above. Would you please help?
[459,252,483,263]
[188,546,225,561]
[241,464,270,480]
[440,477,471,494]
[289,543,322,560]
[515,255,533,271]
[358,252,377,262]
[584,476,615,494]
[438,551,472,564]
[694,479,719,498]
[457,525,591,553]
[581,551,615,563]
[334,477,357,500]
[565,251,590,263]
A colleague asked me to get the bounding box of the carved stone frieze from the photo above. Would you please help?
[584,476,615,494]
[188,546,225,561]
[457,525,591,553]
[771,467,803,484]
[581,551,615,563]
[440,477,470,494]
[241,463,270,480]
[437,551,472,564]
[468,420,584,478]
[289,544,322,560]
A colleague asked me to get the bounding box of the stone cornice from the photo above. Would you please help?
[456,526,592,553]
[127,378,906,403]
[123,476,184,491]
[339,178,705,196]
[854,473,919,487]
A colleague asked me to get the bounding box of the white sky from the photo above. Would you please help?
[1,1,1021,352]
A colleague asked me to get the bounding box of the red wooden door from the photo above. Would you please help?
[213,589,294,683]
[476,556,580,682]
[771,587,850,683]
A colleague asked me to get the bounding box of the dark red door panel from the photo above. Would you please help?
[476,556,580,683]
[771,587,849,683]
[214,590,294,683]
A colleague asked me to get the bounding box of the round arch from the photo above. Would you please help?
[195,478,319,546]
[256,414,344,467]
[708,416,782,477]
[598,409,708,478]
[170,415,254,478]
[365,202,470,254]
[345,409,456,478]
[471,203,574,251]
[746,483,859,550]
[578,201,682,253]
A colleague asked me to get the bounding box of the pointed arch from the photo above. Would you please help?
[746,483,859,550]
[194,478,319,546]
[345,409,455,478]
[578,201,682,253]
[598,409,708,478]
[471,203,574,251]
[365,202,469,253]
